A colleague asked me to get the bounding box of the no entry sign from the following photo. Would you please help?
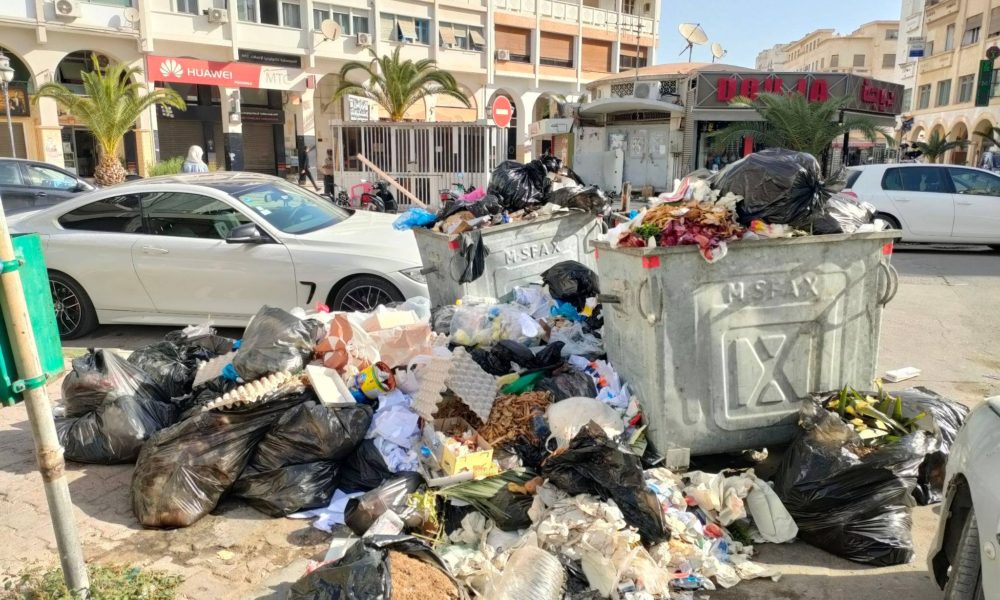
[491,96,513,128]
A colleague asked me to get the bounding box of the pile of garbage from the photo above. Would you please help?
[606,149,882,262]
[53,258,969,598]
[393,154,610,235]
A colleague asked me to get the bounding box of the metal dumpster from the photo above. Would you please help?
[594,231,900,460]
[414,211,603,306]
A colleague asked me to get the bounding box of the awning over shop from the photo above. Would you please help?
[579,98,684,117]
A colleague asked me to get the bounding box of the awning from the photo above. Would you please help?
[578,97,684,117]
[469,29,486,47]
[398,19,417,40]
[439,25,457,46]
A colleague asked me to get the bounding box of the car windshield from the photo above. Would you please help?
[233,182,349,234]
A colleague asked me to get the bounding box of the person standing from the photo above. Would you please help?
[321,148,335,195]
[298,143,319,191]
[182,145,209,173]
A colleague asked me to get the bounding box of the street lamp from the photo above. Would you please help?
[0,53,16,159]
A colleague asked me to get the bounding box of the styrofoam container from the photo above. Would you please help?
[413,211,603,306]
[594,230,900,459]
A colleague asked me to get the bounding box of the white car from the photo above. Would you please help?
[844,164,1000,248]
[8,173,428,339]
[929,397,1000,600]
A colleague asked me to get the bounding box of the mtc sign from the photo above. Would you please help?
[697,72,903,115]
[147,55,308,91]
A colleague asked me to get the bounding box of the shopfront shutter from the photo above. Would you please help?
[242,123,276,174]
[495,26,530,56]
[581,39,612,72]
[157,119,204,162]
[0,123,26,159]
[540,32,573,63]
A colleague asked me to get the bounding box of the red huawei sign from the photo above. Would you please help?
[147,55,262,88]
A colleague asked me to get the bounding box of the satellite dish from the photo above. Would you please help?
[711,42,727,62]
[320,19,341,41]
[678,23,708,62]
[123,6,140,24]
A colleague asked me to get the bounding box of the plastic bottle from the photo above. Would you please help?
[488,546,565,600]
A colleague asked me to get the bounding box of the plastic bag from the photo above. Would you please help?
[546,185,609,214]
[393,207,438,231]
[548,322,603,358]
[541,423,667,544]
[232,306,325,380]
[456,231,489,284]
[487,159,553,211]
[535,369,597,401]
[232,461,339,517]
[130,388,306,528]
[811,192,875,235]
[711,149,842,230]
[449,304,541,347]
[541,261,599,310]
[344,472,426,535]
[126,341,200,399]
[772,399,933,565]
[339,439,397,493]
[898,387,969,505]
[57,350,175,464]
[469,339,564,376]
[249,400,372,471]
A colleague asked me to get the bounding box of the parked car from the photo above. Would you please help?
[0,158,94,213]
[929,397,1000,600]
[8,172,428,339]
[844,164,1000,248]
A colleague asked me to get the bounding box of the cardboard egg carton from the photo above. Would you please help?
[445,347,498,423]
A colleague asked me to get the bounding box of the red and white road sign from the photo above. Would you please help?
[491,96,513,128]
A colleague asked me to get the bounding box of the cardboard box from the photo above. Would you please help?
[434,417,495,478]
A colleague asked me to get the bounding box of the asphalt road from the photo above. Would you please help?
[66,243,1000,600]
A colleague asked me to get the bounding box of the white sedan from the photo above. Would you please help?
[8,172,428,339]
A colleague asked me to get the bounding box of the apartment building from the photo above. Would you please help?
[776,21,901,82]
[755,44,787,71]
[0,0,657,177]
[906,0,1000,167]
[895,0,926,112]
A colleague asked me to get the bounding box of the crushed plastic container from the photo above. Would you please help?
[413,211,603,306]
[593,231,900,461]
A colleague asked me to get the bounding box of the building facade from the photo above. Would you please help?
[895,0,926,113]
[0,0,658,177]
[755,44,787,71]
[906,0,1000,167]
[772,21,901,81]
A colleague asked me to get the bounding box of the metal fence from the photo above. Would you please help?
[331,122,507,209]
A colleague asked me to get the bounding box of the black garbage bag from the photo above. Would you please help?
[231,306,325,380]
[541,261,600,310]
[177,377,240,418]
[899,387,969,505]
[811,192,875,235]
[165,327,236,356]
[475,486,533,531]
[249,400,372,471]
[542,423,667,544]
[339,439,396,493]
[126,341,199,399]
[57,350,175,464]
[711,149,843,230]
[344,472,426,535]
[536,368,597,401]
[456,230,490,284]
[130,387,307,528]
[487,159,552,211]
[547,185,609,214]
[287,535,464,600]
[431,305,458,336]
[773,399,933,566]
[231,461,339,517]
[437,197,503,220]
[470,340,564,376]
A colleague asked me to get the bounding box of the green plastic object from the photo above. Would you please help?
[500,370,547,395]
[0,234,63,406]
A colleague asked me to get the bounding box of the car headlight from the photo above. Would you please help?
[401,267,427,284]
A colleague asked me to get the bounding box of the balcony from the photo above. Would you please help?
[925,0,958,24]
[919,51,953,74]
[494,0,654,35]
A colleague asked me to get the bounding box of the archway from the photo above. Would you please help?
[488,90,518,161]
[947,121,969,165]
[0,46,34,158]
[55,51,113,93]
[973,117,998,169]
[53,51,116,178]
[909,125,926,144]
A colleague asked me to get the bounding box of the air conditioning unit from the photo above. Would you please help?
[206,7,228,23]
[356,32,372,46]
[496,48,511,61]
[54,0,81,19]
[633,82,658,100]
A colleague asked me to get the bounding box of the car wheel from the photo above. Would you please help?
[876,212,901,230]
[944,510,985,600]
[49,271,97,340]
[331,276,403,313]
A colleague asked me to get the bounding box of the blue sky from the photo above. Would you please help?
[656,0,902,67]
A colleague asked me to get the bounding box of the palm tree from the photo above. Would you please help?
[333,48,469,122]
[709,93,892,159]
[912,130,969,164]
[35,55,185,186]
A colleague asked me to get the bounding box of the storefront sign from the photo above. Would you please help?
[347,96,372,121]
[696,72,903,115]
[976,53,997,107]
[237,49,302,69]
[241,108,283,124]
[147,55,307,91]
[0,82,29,117]
[907,36,926,58]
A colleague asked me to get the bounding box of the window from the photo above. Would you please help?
[141,192,251,240]
[898,167,954,193]
[440,22,485,51]
[962,13,982,46]
[237,0,257,22]
[882,53,896,68]
[238,0,301,27]
[0,162,22,186]
[281,1,301,28]
[936,79,952,106]
[948,168,1000,196]
[958,74,975,103]
[58,195,143,233]
[176,0,198,14]
[992,68,1000,97]
[381,14,430,44]
[944,24,955,51]
[886,29,898,40]
[21,164,78,190]
[235,182,348,234]
[918,84,931,109]
[352,15,369,34]
[881,168,903,191]
[846,170,862,189]
[830,54,839,68]
[496,25,531,62]
[313,6,368,35]
[901,88,912,111]
[853,54,865,67]
[990,6,1000,39]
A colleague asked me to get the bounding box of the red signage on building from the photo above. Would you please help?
[715,75,831,104]
[698,72,902,115]
[147,55,262,88]
[491,96,513,128]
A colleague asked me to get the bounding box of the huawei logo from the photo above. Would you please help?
[159,59,183,78]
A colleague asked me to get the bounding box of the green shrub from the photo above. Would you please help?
[147,156,184,177]
[1,564,182,600]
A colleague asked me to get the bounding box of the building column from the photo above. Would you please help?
[220,87,244,171]
[134,81,158,176]
[35,96,64,168]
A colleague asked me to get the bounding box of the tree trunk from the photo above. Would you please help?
[95,151,126,186]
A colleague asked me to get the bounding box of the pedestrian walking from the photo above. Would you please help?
[321,149,335,196]
[298,144,320,191]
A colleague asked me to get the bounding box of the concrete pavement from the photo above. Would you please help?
[1,244,997,599]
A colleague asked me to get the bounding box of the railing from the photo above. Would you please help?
[495,0,654,34]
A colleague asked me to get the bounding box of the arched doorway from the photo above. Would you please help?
[973,118,998,170]
[54,51,119,178]
[488,90,518,161]
[947,122,969,165]
[0,47,33,158]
